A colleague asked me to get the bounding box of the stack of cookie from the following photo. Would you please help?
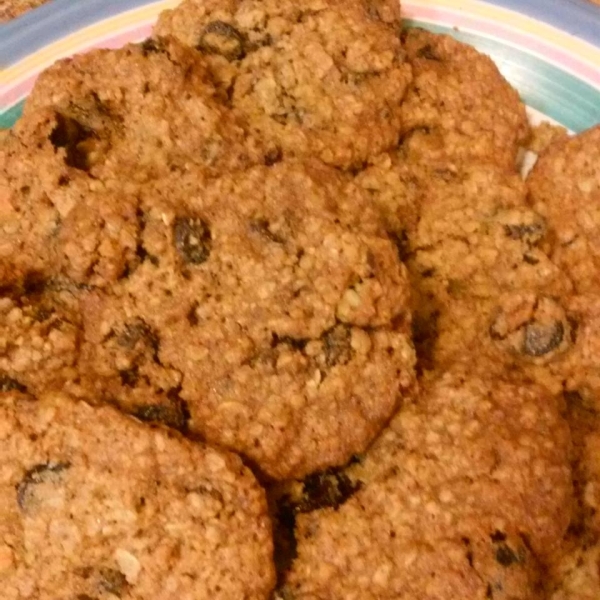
[0,0,598,598]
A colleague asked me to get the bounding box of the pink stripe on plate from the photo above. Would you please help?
[2,23,153,108]
[404,3,600,88]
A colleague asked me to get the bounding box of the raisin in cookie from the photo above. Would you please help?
[280,365,571,600]
[400,29,530,171]
[0,390,274,600]
[527,126,600,294]
[79,161,416,480]
[155,0,412,169]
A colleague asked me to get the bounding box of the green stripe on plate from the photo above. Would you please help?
[0,101,24,129]
[405,20,600,132]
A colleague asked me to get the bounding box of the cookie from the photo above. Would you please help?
[24,36,263,181]
[0,110,139,289]
[400,28,530,171]
[78,160,416,480]
[356,161,572,373]
[408,165,569,300]
[155,0,412,168]
[0,389,275,599]
[1,34,265,290]
[527,125,600,294]
[280,365,572,600]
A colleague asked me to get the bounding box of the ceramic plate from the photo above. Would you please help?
[1,0,600,131]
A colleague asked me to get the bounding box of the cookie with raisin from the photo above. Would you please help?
[155,0,412,168]
[280,365,571,600]
[78,161,416,480]
[0,389,275,600]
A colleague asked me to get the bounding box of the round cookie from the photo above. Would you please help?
[78,160,416,480]
[0,390,275,600]
[155,0,412,169]
[399,28,530,171]
[280,365,572,600]
[1,34,263,290]
[527,126,600,294]
[24,36,263,181]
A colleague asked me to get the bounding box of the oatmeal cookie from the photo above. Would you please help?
[23,36,263,181]
[400,28,530,171]
[78,161,416,480]
[0,389,275,600]
[155,0,412,168]
[527,126,600,294]
[357,161,571,373]
[0,110,139,289]
[280,365,572,600]
[408,165,569,300]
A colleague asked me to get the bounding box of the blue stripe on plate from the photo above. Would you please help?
[484,0,600,47]
[0,0,158,67]
[2,0,599,69]
[0,101,24,129]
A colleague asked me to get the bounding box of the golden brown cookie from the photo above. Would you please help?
[400,28,530,171]
[78,161,416,480]
[155,0,412,168]
[0,389,275,600]
[355,160,572,374]
[528,125,600,294]
[24,36,263,180]
[1,37,267,290]
[280,365,572,600]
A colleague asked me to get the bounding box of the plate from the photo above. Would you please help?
[1,0,599,130]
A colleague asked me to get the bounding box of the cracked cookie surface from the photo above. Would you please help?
[155,0,412,168]
[280,365,571,600]
[79,161,416,480]
[0,390,274,600]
